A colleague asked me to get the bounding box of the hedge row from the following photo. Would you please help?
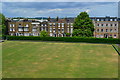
[6,36,120,44]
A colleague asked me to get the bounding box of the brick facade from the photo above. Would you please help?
[7,17,119,38]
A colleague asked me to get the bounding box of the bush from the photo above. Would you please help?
[6,36,120,44]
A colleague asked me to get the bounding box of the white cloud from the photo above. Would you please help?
[2,2,117,18]
[85,9,90,13]
[48,8,63,12]
[2,0,120,2]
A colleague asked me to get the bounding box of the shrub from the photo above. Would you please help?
[6,36,120,44]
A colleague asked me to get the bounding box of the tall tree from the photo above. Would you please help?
[73,12,94,37]
[0,13,5,25]
[0,13,6,36]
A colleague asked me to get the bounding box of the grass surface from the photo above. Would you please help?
[2,41,118,78]
[113,44,120,54]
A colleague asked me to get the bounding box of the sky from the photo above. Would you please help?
[1,2,118,18]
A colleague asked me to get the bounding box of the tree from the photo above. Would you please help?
[0,13,6,36]
[73,12,94,37]
[56,16,59,21]
[66,33,71,37]
[40,30,48,37]
[0,13,5,25]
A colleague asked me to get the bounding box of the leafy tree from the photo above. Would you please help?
[73,12,94,37]
[0,13,6,36]
[40,30,48,37]
[66,33,71,37]
[73,29,93,37]
[0,13,5,25]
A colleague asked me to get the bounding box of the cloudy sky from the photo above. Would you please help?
[1,2,118,18]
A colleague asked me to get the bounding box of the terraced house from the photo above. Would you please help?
[7,16,120,38]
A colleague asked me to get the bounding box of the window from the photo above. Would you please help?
[53,29,56,32]
[71,23,73,27]
[10,24,12,27]
[106,24,108,26]
[115,24,117,26]
[101,24,104,26]
[68,23,69,26]
[97,19,99,21]
[13,28,15,31]
[110,34,112,37]
[58,29,60,32]
[50,33,53,36]
[50,28,52,32]
[18,28,23,31]
[41,24,43,26]
[114,29,117,32]
[101,19,104,21]
[45,24,47,26]
[110,29,112,32]
[26,24,29,27]
[97,29,99,32]
[62,29,64,33]
[97,24,99,26]
[49,23,52,26]
[10,28,12,31]
[114,34,117,38]
[110,19,113,21]
[58,23,60,27]
[110,24,112,26]
[101,29,103,32]
[32,28,37,31]
[114,19,117,21]
[62,23,64,27]
[106,29,108,32]
[53,23,55,26]
[13,24,15,27]
[24,28,29,31]
[18,24,22,27]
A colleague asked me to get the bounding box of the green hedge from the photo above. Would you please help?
[6,36,120,44]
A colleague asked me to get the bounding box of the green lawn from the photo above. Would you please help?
[2,41,118,78]
[113,44,120,54]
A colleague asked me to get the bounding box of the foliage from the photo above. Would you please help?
[0,13,5,25]
[0,13,7,38]
[7,36,120,44]
[40,31,48,37]
[66,33,71,37]
[73,29,93,37]
[73,12,94,37]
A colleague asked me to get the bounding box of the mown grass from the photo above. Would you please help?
[113,44,120,54]
[2,41,118,78]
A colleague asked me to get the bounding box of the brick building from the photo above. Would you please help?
[7,16,120,38]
